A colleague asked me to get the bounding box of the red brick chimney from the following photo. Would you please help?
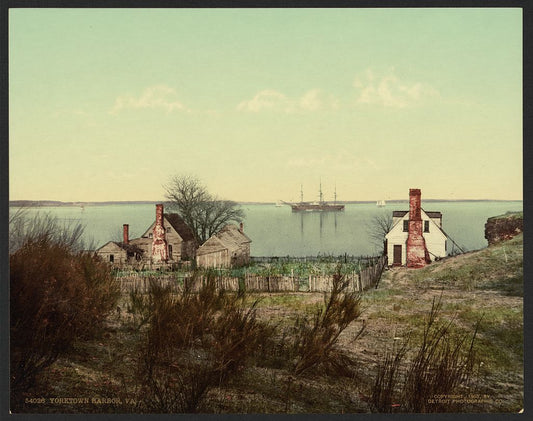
[152,204,168,262]
[409,188,422,221]
[123,224,129,244]
[406,189,429,268]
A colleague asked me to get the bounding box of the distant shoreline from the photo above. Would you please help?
[9,199,524,207]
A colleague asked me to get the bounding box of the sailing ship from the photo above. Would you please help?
[285,183,345,212]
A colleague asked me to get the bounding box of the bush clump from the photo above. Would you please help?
[133,273,273,413]
[252,268,364,377]
[10,217,119,411]
[290,269,365,376]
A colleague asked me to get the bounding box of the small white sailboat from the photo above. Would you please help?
[376,200,386,207]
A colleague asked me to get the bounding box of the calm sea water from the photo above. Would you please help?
[10,201,523,257]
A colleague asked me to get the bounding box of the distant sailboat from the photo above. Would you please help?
[376,200,386,207]
[275,201,283,207]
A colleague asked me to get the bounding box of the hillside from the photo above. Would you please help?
[355,233,523,411]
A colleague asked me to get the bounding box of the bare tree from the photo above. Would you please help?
[164,175,245,244]
[367,211,394,253]
[9,209,86,254]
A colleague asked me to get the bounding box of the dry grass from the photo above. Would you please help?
[371,295,479,413]
[13,235,523,413]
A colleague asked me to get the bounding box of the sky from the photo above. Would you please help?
[9,8,523,203]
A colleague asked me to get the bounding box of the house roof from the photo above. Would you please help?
[129,237,152,246]
[140,212,196,241]
[196,235,228,256]
[96,241,144,254]
[217,224,252,244]
[196,224,251,256]
[95,241,121,252]
[392,210,442,219]
[116,242,144,254]
[165,213,196,242]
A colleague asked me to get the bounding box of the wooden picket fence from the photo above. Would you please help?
[119,275,181,293]
[359,255,388,290]
[118,255,387,294]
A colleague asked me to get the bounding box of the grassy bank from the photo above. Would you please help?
[17,235,523,413]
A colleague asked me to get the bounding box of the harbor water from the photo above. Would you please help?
[10,201,523,257]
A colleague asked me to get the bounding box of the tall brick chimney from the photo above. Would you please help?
[409,188,422,221]
[406,189,429,268]
[123,224,129,244]
[152,204,168,262]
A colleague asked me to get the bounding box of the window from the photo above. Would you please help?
[109,254,114,263]
[166,227,171,233]
[403,220,409,232]
[168,244,173,257]
[148,233,153,238]
[424,221,430,233]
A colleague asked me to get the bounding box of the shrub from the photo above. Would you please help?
[126,287,154,331]
[290,268,365,376]
[371,338,409,412]
[370,295,479,413]
[135,273,272,413]
[10,235,119,409]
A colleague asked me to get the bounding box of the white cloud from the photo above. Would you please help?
[298,89,321,111]
[110,85,189,114]
[236,90,289,112]
[353,68,439,108]
[237,89,338,113]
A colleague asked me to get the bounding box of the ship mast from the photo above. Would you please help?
[319,179,324,203]
[300,184,304,203]
[334,183,337,205]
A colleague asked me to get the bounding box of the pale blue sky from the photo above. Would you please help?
[9,8,522,202]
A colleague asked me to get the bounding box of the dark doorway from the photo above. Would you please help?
[393,245,402,266]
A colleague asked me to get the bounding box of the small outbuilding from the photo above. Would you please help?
[94,240,144,266]
[385,189,447,268]
[196,223,251,268]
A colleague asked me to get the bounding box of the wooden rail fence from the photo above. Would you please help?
[119,255,388,294]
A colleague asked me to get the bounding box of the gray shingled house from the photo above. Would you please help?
[196,223,251,268]
[95,204,197,267]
